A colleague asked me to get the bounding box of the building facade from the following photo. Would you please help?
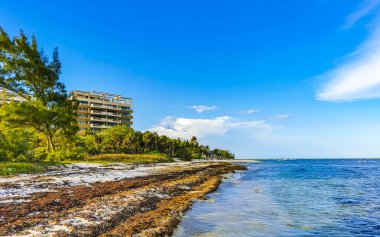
[0,87,27,104]
[71,90,133,133]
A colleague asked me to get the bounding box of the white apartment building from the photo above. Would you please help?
[71,90,133,133]
[0,87,27,104]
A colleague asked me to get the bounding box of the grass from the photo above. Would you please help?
[0,153,173,176]
[0,162,58,176]
[85,152,174,164]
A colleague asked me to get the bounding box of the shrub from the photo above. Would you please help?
[33,147,49,161]
[0,129,39,162]
[86,152,173,164]
[47,147,85,162]
[0,162,47,175]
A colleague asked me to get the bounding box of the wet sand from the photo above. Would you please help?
[0,162,246,236]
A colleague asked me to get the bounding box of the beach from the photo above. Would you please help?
[0,161,246,236]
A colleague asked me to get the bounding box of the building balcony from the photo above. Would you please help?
[107,119,122,124]
[78,110,90,114]
[80,97,132,106]
[78,104,90,107]
[90,104,108,109]
[79,124,91,128]
[78,117,90,121]
[90,124,108,129]
[107,112,121,117]
[90,110,108,115]
[105,105,120,110]
[90,117,108,122]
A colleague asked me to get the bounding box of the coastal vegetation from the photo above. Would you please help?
[85,152,173,164]
[0,28,234,174]
[80,126,234,161]
[0,29,78,154]
[0,162,54,175]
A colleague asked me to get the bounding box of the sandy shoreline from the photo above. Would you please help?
[0,161,246,236]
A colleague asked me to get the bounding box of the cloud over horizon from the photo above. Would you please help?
[188,105,217,113]
[149,116,268,139]
[148,116,295,147]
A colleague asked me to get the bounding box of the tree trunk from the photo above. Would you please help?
[45,134,55,153]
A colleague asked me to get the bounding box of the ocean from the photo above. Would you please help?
[174,159,380,237]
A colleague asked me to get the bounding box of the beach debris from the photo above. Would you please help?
[0,162,246,236]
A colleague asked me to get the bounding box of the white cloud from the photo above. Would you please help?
[148,116,298,158]
[343,0,380,29]
[272,114,290,120]
[149,116,272,140]
[188,105,217,113]
[150,116,229,139]
[242,109,261,114]
[317,26,380,102]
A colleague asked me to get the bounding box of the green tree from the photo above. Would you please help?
[131,130,143,153]
[75,126,235,161]
[189,136,199,146]
[211,148,234,160]
[80,134,100,155]
[0,29,78,153]
[97,126,135,153]
[142,131,154,152]
[0,127,40,162]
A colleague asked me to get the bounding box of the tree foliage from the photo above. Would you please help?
[0,126,41,162]
[0,28,64,104]
[79,126,235,160]
[0,28,78,153]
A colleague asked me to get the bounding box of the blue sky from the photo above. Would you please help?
[2,0,380,158]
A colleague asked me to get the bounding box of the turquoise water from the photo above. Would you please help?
[174,159,380,237]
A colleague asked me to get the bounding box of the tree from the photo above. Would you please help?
[97,126,135,153]
[74,126,235,160]
[142,131,154,152]
[200,145,211,159]
[211,148,234,160]
[80,134,100,155]
[0,126,40,162]
[0,29,78,153]
[189,136,199,146]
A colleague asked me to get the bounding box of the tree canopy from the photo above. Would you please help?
[0,28,78,153]
[79,126,234,160]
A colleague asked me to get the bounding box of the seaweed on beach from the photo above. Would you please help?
[0,162,246,236]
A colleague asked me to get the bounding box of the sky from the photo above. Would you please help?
[2,0,380,158]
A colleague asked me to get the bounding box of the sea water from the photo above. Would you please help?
[174,159,380,237]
